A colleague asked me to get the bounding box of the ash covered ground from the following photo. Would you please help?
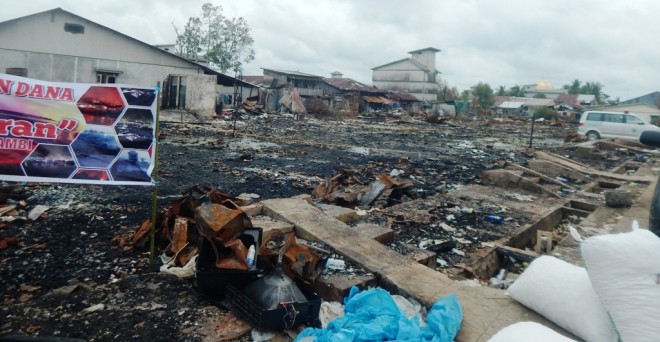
[1,113,590,341]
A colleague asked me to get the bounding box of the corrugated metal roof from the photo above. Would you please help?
[322,77,380,93]
[577,94,596,103]
[508,97,555,106]
[241,76,264,86]
[363,96,394,104]
[498,101,524,109]
[261,68,323,78]
[388,92,418,102]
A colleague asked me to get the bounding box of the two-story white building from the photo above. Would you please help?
[371,47,441,103]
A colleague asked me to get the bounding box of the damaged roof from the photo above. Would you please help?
[241,76,264,87]
[388,92,419,102]
[261,68,324,79]
[322,77,381,93]
[498,101,525,109]
[507,97,555,107]
[555,94,584,110]
[363,96,394,104]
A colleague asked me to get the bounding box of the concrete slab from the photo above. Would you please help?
[353,223,395,243]
[249,215,294,235]
[536,151,653,183]
[261,198,569,341]
[315,203,358,223]
[241,203,263,217]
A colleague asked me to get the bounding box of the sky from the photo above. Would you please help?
[2,0,659,101]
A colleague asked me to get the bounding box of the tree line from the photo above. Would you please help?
[437,79,616,115]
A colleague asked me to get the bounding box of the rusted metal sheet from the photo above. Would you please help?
[133,185,254,267]
[196,204,250,242]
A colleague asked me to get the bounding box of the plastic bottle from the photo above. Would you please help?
[486,215,504,224]
[246,245,256,267]
[461,207,474,214]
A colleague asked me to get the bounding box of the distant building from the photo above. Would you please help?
[0,8,258,118]
[621,91,660,107]
[495,96,555,116]
[259,68,325,112]
[321,73,385,113]
[521,79,566,99]
[372,47,441,103]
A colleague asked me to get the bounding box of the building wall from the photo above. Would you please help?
[180,74,216,118]
[0,10,203,87]
[373,60,438,102]
[621,92,660,106]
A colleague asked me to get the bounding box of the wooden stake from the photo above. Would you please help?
[149,84,162,270]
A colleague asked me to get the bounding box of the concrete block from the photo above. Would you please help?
[290,194,313,203]
[604,189,632,207]
[240,203,263,217]
[403,244,437,268]
[249,215,294,241]
[315,203,358,223]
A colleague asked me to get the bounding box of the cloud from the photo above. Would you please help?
[2,0,660,100]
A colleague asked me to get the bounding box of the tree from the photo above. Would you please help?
[563,79,581,94]
[436,79,455,101]
[506,85,526,97]
[496,85,506,96]
[533,93,547,99]
[471,82,495,113]
[562,79,610,104]
[173,3,255,73]
[534,107,557,120]
[459,89,471,101]
[580,81,609,104]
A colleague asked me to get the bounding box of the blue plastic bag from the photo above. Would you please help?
[295,287,462,342]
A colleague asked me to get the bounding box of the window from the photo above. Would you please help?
[64,23,85,34]
[625,115,643,125]
[651,116,660,127]
[96,72,118,84]
[605,114,624,123]
[5,68,27,77]
[586,113,602,121]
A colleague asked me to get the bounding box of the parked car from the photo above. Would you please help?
[578,111,660,140]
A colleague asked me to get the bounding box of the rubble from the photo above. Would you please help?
[1,109,656,341]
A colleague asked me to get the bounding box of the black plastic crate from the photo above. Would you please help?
[226,279,322,330]
[195,228,263,298]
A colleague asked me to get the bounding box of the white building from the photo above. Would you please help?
[521,79,566,100]
[372,47,441,103]
[0,8,208,87]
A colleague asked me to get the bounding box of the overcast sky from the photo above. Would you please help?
[2,0,659,101]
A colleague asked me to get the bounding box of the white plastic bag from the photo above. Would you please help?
[581,228,660,342]
[488,322,577,342]
[507,256,617,342]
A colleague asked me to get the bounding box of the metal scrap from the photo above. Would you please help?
[312,167,417,209]
[131,185,253,268]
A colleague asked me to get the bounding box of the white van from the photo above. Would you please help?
[578,111,660,140]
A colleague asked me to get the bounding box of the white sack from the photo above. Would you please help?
[581,228,660,342]
[507,255,617,342]
[488,322,577,342]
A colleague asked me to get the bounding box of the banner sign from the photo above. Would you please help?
[0,73,157,185]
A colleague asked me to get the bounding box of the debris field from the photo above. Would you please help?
[0,111,643,341]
